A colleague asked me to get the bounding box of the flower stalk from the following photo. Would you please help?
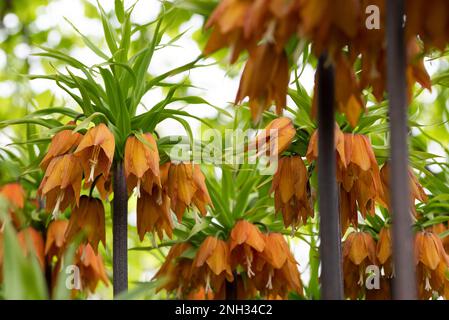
[317,54,344,300]
[112,161,128,296]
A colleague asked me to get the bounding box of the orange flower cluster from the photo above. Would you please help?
[204,0,301,122]
[38,123,113,214]
[46,220,109,294]
[343,227,449,300]
[405,0,449,52]
[415,230,449,299]
[39,126,213,245]
[301,0,431,126]
[343,231,377,299]
[124,133,212,241]
[154,220,302,299]
[0,181,107,296]
[271,156,313,230]
[37,123,114,251]
[205,0,432,126]
[307,127,383,232]
[252,117,313,230]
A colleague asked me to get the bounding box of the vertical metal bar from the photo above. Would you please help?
[386,0,417,300]
[317,54,344,300]
[113,161,128,296]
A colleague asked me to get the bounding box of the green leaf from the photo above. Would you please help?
[64,18,109,60]
[97,0,119,54]
[115,0,125,23]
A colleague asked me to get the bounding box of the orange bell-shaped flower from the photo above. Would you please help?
[153,242,195,297]
[17,227,46,270]
[229,220,265,278]
[254,233,303,299]
[379,161,428,216]
[235,45,290,123]
[376,226,393,277]
[45,220,69,260]
[136,186,173,242]
[165,162,212,221]
[124,133,161,197]
[252,117,296,158]
[38,154,83,218]
[415,230,449,299]
[65,195,106,253]
[74,123,115,183]
[0,182,25,209]
[192,236,234,298]
[342,231,377,299]
[270,156,313,229]
[40,123,82,170]
[75,243,109,292]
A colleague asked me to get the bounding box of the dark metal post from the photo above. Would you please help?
[317,54,344,300]
[386,0,417,300]
[113,161,128,296]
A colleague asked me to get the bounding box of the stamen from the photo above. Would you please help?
[135,179,141,198]
[425,275,432,291]
[263,20,277,44]
[357,269,364,286]
[151,232,158,248]
[205,272,212,294]
[266,269,274,289]
[156,194,162,206]
[88,145,101,182]
[246,255,255,278]
[52,191,65,219]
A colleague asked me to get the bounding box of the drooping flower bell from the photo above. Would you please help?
[339,134,382,210]
[136,186,173,242]
[235,44,290,123]
[192,236,234,298]
[65,195,106,253]
[342,231,377,299]
[431,223,449,254]
[379,161,428,217]
[38,154,83,218]
[0,183,25,228]
[204,0,300,63]
[254,233,303,299]
[45,220,108,294]
[40,122,82,170]
[95,173,112,202]
[74,243,109,293]
[307,128,383,232]
[17,227,46,270]
[405,0,449,51]
[165,162,212,221]
[124,133,160,198]
[153,242,195,297]
[74,123,115,183]
[45,220,69,260]
[270,156,313,230]
[252,117,296,158]
[229,220,265,279]
[415,230,449,299]
[0,183,25,210]
[376,226,393,277]
[340,133,383,231]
